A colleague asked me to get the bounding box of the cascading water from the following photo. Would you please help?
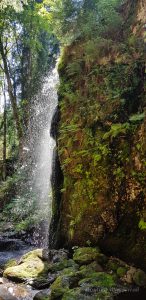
[20,66,59,247]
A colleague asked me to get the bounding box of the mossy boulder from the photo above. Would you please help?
[50,273,79,299]
[62,288,82,300]
[62,287,113,300]
[79,272,116,288]
[60,266,79,276]
[78,261,103,278]
[4,249,48,282]
[20,249,44,262]
[48,259,78,272]
[73,247,101,265]
[49,275,70,298]
[133,269,146,287]
[28,273,57,289]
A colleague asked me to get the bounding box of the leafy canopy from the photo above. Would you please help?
[47,0,123,43]
[0,0,27,12]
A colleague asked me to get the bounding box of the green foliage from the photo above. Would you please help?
[129,113,145,123]
[66,61,82,76]
[103,123,130,140]
[0,0,59,151]
[0,0,27,12]
[139,219,146,230]
[48,0,123,44]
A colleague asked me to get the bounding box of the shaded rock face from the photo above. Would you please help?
[54,0,146,269]
[49,106,64,249]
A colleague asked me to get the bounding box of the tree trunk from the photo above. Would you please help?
[2,84,6,181]
[0,37,24,156]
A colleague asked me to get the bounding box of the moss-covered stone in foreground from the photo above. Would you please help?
[4,249,48,281]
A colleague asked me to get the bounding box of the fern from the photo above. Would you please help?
[129,113,145,123]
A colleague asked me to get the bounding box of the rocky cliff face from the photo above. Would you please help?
[56,0,146,269]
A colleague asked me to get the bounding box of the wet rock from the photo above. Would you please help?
[39,249,69,263]
[0,285,27,300]
[0,288,17,300]
[0,239,26,251]
[73,247,101,265]
[33,290,51,300]
[4,249,48,282]
[28,273,57,289]
[49,249,69,263]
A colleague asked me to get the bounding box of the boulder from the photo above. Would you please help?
[133,269,146,287]
[48,259,78,273]
[0,284,29,300]
[73,247,101,265]
[50,273,79,299]
[78,261,103,278]
[27,273,57,289]
[78,272,116,288]
[3,249,48,282]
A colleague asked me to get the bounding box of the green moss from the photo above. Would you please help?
[133,269,146,287]
[48,259,78,273]
[116,267,127,277]
[4,259,17,270]
[73,247,100,264]
[62,288,113,300]
[78,261,103,277]
[62,288,82,300]
[139,219,146,230]
[50,273,79,299]
[106,260,119,272]
[78,272,116,288]
[50,276,69,298]
[4,249,48,281]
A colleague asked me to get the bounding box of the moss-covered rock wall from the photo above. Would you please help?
[56,0,146,269]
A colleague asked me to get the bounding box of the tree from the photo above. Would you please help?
[0,0,58,159]
[2,81,7,180]
[0,0,27,12]
[47,0,123,43]
[0,36,24,153]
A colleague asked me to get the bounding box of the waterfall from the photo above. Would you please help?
[23,66,59,247]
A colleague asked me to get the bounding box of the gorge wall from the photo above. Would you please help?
[55,0,146,269]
